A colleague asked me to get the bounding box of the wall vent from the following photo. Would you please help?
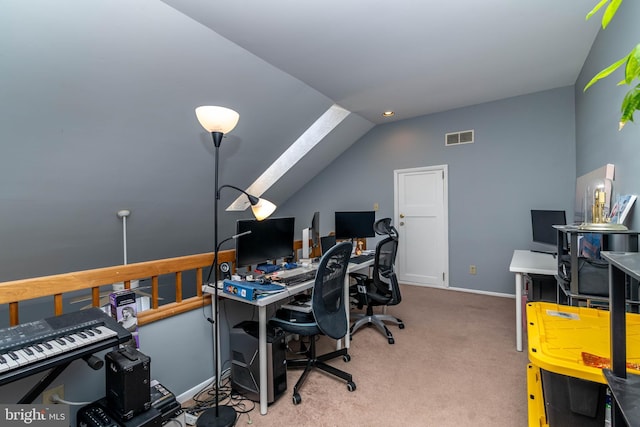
[445,129,474,146]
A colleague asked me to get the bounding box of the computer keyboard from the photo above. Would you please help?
[278,270,317,286]
[350,253,374,264]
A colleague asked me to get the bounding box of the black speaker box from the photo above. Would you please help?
[106,347,151,421]
[230,320,287,403]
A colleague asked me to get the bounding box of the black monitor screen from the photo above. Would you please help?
[236,217,295,268]
[334,211,376,239]
[531,210,566,247]
[320,235,336,255]
[311,211,320,248]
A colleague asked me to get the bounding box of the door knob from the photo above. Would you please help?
[399,214,405,218]
[400,222,405,226]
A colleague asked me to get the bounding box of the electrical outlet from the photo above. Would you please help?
[373,202,379,211]
[43,385,64,404]
[469,265,477,275]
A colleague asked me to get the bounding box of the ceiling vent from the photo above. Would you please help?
[445,129,474,146]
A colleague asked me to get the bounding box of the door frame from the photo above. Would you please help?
[393,165,449,288]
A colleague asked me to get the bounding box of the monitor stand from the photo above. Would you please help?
[302,228,310,259]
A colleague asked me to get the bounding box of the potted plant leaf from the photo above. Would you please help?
[584,0,640,130]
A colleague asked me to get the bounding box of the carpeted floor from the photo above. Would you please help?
[189,284,529,426]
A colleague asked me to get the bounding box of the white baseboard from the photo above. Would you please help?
[176,377,213,404]
[400,282,513,299]
[446,286,513,299]
[176,369,232,404]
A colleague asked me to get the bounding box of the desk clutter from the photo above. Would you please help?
[222,279,285,301]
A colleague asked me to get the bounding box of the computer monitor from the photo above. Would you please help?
[334,211,376,240]
[235,217,295,269]
[531,209,566,252]
[311,211,320,249]
[320,235,337,255]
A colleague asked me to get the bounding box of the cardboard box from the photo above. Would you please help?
[110,289,139,348]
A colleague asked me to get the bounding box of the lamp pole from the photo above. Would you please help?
[198,130,235,427]
[194,106,274,427]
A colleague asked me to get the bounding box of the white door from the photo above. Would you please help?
[394,165,448,287]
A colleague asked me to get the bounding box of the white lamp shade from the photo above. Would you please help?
[195,106,240,133]
[251,198,277,221]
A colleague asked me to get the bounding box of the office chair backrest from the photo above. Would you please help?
[373,236,401,306]
[312,241,352,340]
[374,218,398,239]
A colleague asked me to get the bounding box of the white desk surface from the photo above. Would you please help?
[509,249,557,275]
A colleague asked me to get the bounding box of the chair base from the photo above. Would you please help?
[285,339,355,404]
[350,312,404,344]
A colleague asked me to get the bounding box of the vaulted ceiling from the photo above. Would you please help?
[163,0,601,124]
[0,0,605,277]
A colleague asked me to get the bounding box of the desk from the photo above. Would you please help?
[509,250,556,351]
[203,259,373,415]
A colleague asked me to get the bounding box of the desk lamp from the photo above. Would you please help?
[195,106,276,427]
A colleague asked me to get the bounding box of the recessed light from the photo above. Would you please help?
[382,111,395,117]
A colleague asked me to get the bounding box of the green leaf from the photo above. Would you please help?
[619,85,640,129]
[586,0,610,21]
[625,44,640,84]
[584,56,629,91]
[602,0,623,28]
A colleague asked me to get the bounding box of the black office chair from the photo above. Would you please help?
[349,218,404,344]
[269,241,356,405]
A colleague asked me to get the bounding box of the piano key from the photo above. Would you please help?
[8,351,30,366]
[37,342,57,358]
[44,340,65,355]
[25,346,46,360]
[15,349,38,363]
[67,333,89,346]
[60,336,80,349]
[0,354,19,372]
[94,326,118,339]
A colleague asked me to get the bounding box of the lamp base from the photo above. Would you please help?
[196,405,236,427]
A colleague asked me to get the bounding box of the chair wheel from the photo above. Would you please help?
[399,323,405,329]
[388,338,395,344]
[347,381,356,392]
[343,354,351,362]
[292,393,302,405]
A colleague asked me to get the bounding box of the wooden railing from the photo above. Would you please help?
[0,238,336,327]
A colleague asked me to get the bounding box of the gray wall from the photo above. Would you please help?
[0,0,340,282]
[575,0,640,230]
[280,87,576,295]
[0,0,335,419]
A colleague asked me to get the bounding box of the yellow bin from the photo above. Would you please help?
[526,302,640,426]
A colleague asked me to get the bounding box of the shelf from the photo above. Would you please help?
[604,369,640,427]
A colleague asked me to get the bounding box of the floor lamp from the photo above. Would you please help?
[194,106,276,427]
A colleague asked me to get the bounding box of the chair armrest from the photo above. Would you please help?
[349,272,369,284]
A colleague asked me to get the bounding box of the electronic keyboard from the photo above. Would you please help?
[0,308,131,386]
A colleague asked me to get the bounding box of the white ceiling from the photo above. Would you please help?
[162,0,601,124]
